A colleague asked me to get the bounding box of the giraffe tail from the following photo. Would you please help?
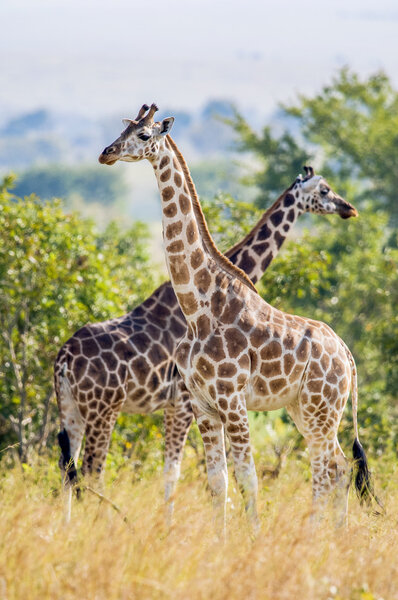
[345,344,383,512]
[55,359,81,498]
[58,428,78,487]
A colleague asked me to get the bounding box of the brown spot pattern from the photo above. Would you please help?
[194,268,212,293]
[160,168,171,182]
[225,328,247,358]
[179,194,190,214]
[162,186,175,201]
[177,292,198,315]
[166,221,183,239]
[186,220,198,244]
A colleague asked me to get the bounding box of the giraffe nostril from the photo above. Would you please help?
[105,146,115,155]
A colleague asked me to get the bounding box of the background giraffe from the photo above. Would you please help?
[56,104,357,522]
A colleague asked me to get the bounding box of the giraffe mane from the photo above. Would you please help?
[224,183,295,260]
[166,136,258,294]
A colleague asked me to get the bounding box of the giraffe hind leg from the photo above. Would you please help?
[288,387,350,527]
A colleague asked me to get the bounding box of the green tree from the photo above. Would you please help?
[0,177,160,462]
[229,68,398,222]
[202,192,261,251]
[226,112,310,209]
[284,68,398,222]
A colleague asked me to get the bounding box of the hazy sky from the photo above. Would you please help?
[1,0,398,119]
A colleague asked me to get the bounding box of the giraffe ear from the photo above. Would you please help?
[159,117,174,136]
[302,175,322,191]
[122,118,134,127]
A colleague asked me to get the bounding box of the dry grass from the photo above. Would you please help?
[1,455,397,600]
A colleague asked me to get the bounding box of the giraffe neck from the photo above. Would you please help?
[225,186,304,284]
[151,137,256,324]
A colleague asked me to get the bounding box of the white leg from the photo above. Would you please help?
[194,405,228,539]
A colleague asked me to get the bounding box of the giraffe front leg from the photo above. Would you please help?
[194,403,228,539]
[164,385,194,527]
[222,393,260,536]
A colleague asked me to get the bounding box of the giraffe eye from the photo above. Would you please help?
[138,133,150,141]
[321,188,330,196]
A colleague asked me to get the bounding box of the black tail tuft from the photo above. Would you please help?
[352,438,383,513]
[58,428,78,486]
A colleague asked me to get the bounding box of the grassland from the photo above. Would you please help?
[1,446,397,600]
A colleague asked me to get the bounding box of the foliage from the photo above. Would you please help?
[224,68,398,456]
[226,112,310,209]
[202,192,261,252]
[1,67,397,474]
[284,68,398,223]
[229,68,398,223]
[0,177,160,461]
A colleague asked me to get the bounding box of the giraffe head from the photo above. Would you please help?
[99,103,174,165]
[293,166,358,219]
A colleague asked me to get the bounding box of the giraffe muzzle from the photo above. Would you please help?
[98,146,118,165]
[336,198,358,219]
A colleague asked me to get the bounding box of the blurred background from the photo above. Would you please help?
[1,0,398,223]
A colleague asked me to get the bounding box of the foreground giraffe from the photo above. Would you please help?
[56,104,358,524]
[97,104,376,533]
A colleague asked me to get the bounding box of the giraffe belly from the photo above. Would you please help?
[245,376,300,412]
[123,380,174,414]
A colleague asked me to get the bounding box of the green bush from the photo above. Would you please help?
[0,176,162,462]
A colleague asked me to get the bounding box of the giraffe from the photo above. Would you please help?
[56,103,358,524]
[96,104,376,534]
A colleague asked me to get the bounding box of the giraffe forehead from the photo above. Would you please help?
[121,122,153,141]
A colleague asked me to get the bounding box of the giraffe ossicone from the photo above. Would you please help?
[55,102,362,527]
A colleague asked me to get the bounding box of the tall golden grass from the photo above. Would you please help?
[0,453,397,600]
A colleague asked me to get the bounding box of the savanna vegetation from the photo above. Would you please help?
[1,69,397,599]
